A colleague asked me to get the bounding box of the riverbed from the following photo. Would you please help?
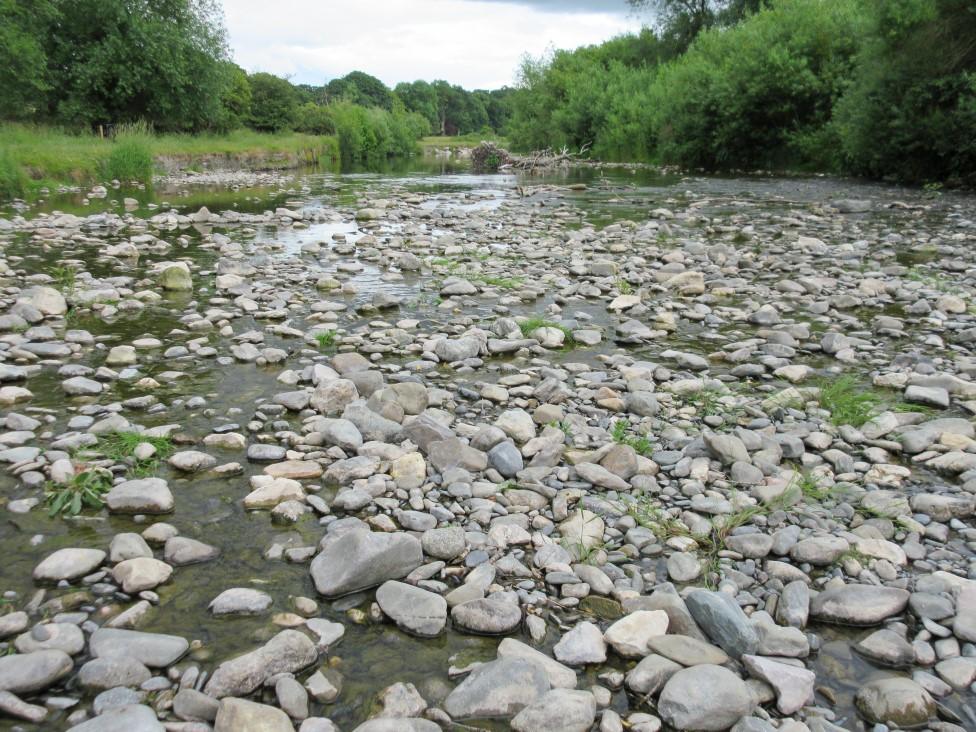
[0,159,974,731]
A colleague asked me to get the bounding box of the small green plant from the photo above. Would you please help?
[610,420,652,456]
[314,331,337,351]
[548,420,572,438]
[794,470,834,502]
[51,266,76,295]
[687,386,730,418]
[616,279,633,295]
[45,467,114,517]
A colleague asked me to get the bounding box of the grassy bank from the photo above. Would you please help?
[0,125,340,199]
[421,133,508,150]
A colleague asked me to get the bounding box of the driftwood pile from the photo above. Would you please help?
[471,141,591,173]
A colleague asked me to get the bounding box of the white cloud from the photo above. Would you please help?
[222,0,641,89]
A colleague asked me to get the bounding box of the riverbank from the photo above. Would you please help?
[0,125,340,199]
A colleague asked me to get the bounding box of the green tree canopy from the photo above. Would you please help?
[248,72,299,132]
[43,0,229,130]
[326,71,394,110]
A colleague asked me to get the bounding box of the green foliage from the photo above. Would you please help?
[214,63,252,132]
[327,71,395,110]
[99,431,174,478]
[45,467,113,517]
[0,0,56,118]
[294,102,337,135]
[248,73,299,132]
[0,149,28,199]
[833,0,976,185]
[51,265,76,295]
[327,101,429,162]
[312,329,340,352]
[610,420,652,456]
[816,375,884,427]
[43,0,228,131]
[652,0,867,170]
[517,317,575,345]
[102,125,153,184]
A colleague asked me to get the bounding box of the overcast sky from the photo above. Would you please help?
[222,0,643,90]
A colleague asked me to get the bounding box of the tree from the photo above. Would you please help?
[326,71,393,110]
[214,63,251,131]
[628,0,763,53]
[394,81,439,130]
[43,0,230,130]
[834,0,976,184]
[0,0,57,118]
[248,72,298,132]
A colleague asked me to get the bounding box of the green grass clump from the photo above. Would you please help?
[45,468,113,517]
[314,331,337,351]
[816,375,884,427]
[610,420,652,456]
[99,431,174,478]
[518,316,575,345]
[103,126,154,185]
[616,279,633,295]
[0,150,28,199]
[51,266,76,295]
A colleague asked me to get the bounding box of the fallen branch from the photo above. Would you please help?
[470,141,591,173]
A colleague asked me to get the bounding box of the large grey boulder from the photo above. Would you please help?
[658,664,753,731]
[214,698,293,732]
[33,548,105,582]
[204,629,317,698]
[855,677,935,727]
[686,590,760,659]
[67,704,164,731]
[443,658,550,719]
[89,629,189,668]
[310,529,422,598]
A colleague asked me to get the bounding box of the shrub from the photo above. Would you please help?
[294,102,336,135]
[651,0,867,170]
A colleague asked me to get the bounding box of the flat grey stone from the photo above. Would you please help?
[0,650,73,693]
[376,580,447,637]
[310,529,423,598]
[90,628,188,668]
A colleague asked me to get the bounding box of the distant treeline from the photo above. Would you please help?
[508,0,976,185]
[0,0,513,162]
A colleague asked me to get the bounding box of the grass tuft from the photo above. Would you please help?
[98,431,174,478]
[610,419,652,456]
[314,330,337,351]
[816,375,887,427]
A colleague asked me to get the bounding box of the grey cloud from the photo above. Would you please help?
[475,0,632,15]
